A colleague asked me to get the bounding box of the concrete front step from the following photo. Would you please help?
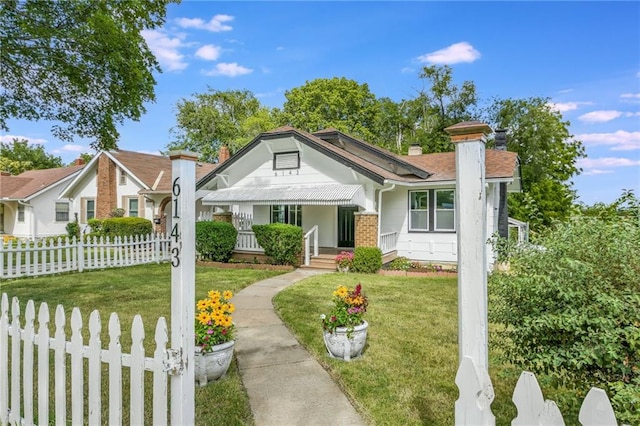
[300,255,337,271]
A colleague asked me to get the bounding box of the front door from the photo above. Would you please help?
[337,206,357,247]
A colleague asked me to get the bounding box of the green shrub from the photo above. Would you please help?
[252,223,302,266]
[351,246,382,273]
[109,208,125,218]
[101,217,153,238]
[489,215,640,423]
[195,221,238,262]
[388,256,411,271]
[87,218,104,235]
[66,220,80,240]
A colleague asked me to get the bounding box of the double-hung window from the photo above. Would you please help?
[408,189,455,232]
[128,198,139,217]
[55,202,70,222]
[409,191,429,231]
[17,205,25,222]
[86,199,95,221]
[271,205,302,227]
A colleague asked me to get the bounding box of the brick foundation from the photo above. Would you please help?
[212,212,233,223]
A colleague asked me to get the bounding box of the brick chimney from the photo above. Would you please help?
[408,143,423,156]
[96,154,117,219]
[74,158,86,166]
[218,146,230,164]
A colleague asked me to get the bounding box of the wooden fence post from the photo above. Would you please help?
[168,151,198,426]
[446,121,495,425]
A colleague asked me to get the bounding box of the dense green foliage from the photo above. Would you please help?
[486,97,585,231]
[351,246,382,273]
[101,217,153,237]
[0,139,63,174]
[87,218,103,235]
[167,88,278,162]
[195,221,237,262]
[489,215,640,422]
[65,220,80,240]
[0,0,175,150]
[252,223,302,266]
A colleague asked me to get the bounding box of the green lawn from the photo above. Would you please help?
[273,273,521,425]
[0,263,287,425]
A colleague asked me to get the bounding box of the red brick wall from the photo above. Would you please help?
[96,154,117,219]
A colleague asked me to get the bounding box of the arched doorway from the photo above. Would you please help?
[158,197,172,235]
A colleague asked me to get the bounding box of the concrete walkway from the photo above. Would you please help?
[233,269,366,426]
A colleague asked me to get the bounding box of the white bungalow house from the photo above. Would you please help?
[0,163,85,239]
[196,125,520,267]
[60,150,216,234]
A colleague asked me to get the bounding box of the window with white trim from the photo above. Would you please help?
[17,204,25,222]
[273,152,300,170]
[435,189,455,231]
[271,205,302,226]
[409,191,429,231]
[86,199,95,221]
[128,198,139,217]
[55,202,70,222]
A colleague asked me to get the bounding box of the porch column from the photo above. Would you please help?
[354,212,378,247]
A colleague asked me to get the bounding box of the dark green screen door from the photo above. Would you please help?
[338,206,357,247]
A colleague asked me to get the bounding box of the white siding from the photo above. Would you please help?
[303,206,337,247]
[381,187,457,262]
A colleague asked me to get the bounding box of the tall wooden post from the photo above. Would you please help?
[445,122,495,425]
[168,151,198,426]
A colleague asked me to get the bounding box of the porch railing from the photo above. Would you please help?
[303,225,319,266]
[235,231,262,252]
[379,231,398,254]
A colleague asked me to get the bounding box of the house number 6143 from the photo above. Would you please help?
[171,177,181,267]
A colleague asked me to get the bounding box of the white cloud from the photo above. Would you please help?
[202,62,253,77]
[577,130,640,151]
[578,157,640,175]
[401,67,415,74]
[195,44,222,61]
[548,101,592,113]
[579,110,623,123]
[558,88,574,94]
[0,134,48,145]
[176,15,234,32]
[54,144,87,154]
[142,29,188,72]
[417,42,480,65]
[620,93,640,99]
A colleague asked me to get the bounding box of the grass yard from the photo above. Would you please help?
[274,273,521,425]
[0,263,287,425]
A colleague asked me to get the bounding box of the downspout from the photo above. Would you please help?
[377,183,395,248]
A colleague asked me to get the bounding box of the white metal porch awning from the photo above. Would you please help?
[201,184,365,206]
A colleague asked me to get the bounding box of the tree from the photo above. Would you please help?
[167,89,279,163]
[486,97,585,230]
[410,65,479,153]
[0,0,175,150]
[0,138,63,174]
[281,77,379,141]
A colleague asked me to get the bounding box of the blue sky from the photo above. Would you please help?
[3,1,639,205]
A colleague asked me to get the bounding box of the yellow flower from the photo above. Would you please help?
[196,299,208,311]
[223,316,233,327]
[333,286,348,298]
[196,312,210,325]
[208,290,221,301]
[227,303,236,313]
[223,290,233,300]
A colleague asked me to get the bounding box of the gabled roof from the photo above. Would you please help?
[0,165,84,200]
[197,126,519,189]
[62,150,217,197]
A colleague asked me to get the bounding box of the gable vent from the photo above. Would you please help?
[274,152,300,170]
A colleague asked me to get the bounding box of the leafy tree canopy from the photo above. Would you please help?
[0,138,63,174]
[167,88,279,163]
[281,77,378,141]
[0,0,176,151]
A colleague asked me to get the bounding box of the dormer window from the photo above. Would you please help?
[273,152,299,170]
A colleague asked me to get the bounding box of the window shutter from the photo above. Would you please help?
[274,152,299,170]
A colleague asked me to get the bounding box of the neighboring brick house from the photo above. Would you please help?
[60,150,216,234]
[0,163,85,239]
[196,126,520,264]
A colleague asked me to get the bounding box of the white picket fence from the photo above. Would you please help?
[0,234,171,279]
[455,356,621,425]
[0,293,169,425]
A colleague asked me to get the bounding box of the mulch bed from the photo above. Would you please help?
[378,269,457,278]
[196,261,294,271]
